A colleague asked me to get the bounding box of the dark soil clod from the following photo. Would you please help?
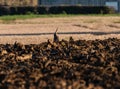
[0,38,120,89]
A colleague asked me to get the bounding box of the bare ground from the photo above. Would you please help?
[0,16,120,44]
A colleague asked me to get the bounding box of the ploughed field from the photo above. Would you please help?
[0,38,120,89]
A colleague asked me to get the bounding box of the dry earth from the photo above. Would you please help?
[0,16,120,44]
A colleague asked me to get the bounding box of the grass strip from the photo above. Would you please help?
[0,14,120,21]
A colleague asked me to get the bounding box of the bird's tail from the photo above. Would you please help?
[55,28,58,33]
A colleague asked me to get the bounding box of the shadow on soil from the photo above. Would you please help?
[0,31,120,36]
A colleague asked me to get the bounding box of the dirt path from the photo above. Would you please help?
[0,16,120,44]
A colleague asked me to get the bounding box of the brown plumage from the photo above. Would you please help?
[53,28,59,43]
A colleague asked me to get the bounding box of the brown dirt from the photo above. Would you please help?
[0,38,120,89]
[0,16,120,44]
[0,16,120,89]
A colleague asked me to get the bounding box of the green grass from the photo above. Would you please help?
[0,14,120,22]
[0,14,73,21]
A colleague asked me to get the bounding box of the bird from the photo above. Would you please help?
[69,36,74,43]
[53,28,59,43]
